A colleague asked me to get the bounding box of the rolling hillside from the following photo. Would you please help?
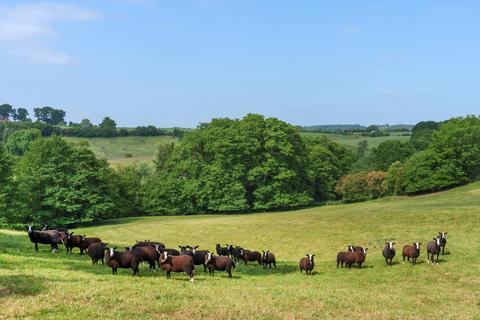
[1,182,479,319]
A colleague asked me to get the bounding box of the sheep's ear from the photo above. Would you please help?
[433,238,437,241]
[113,247,117,250]
[444,232,447,235]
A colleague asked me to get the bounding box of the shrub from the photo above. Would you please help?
[335,171,386,201]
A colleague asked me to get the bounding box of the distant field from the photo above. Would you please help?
[63,136,177,168]
[1,183,479,319]
[301,131,411,151]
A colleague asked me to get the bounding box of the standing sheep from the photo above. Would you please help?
[159,251,195,281]
[299,254,315,275]
[382,241,396,266]
[437,232,448,255]
[204,252,235,278]
[88,242,108,264]
[427,237,442,264]
[261,251,276,269]
[105,247,141,276]
[402,242,421,264]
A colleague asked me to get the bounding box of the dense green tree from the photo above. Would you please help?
[305,136,355,200]
[357,140,368,158]
[0,143,13,217]
[100,117,117,129]
[401,149,465,194]
[0,104,14,120]
[370,140,415,171]
[13,108,30,122]
[15,137,121,224]
[145,114,340,214]
[5,128,41,156]
[33,106,66,125]
[383,161,405,195]
[366,125,379,132]
[430,116,480,181]
[80,119,93,128]
[409,120,439,150]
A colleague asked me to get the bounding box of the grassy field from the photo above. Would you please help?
[63,136,176,168]
[1,183,479,319]
[301,131,411,151]
[61,132,409,169]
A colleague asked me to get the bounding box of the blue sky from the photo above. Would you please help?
[1,0,479,127]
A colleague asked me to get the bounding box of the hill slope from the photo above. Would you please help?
[1,183,479,319]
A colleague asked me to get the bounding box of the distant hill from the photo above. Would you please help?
[301,124,413,132]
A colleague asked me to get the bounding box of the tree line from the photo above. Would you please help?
[0,104,183,140]
[1,112,478,227]
[336,116,480,201]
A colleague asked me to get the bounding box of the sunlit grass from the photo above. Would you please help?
[1,182,479,319]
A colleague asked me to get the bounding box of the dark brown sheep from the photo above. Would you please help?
[159,251,195,281]
[88,242,108,264]
[105,247,141,276]
[204,252,235,278]
[336,245,355,268]
[427,237,442,264]
[382,242,396,266]
[402,242,421,264]
[261,251,276,269]
[240,249,262,265]
[344,247,368,268]
[79,236,102,255]
[64,232,83,254]
[299,254,315,275]
[125,246,157,269]
[133,240,165,249]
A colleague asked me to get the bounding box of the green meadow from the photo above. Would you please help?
[1,182,479,319]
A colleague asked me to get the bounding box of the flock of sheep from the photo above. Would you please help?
[25,225,448,281]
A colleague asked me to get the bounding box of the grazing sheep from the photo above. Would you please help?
[64,232,83,254]
[402,242,422,264]
[345,247,368,268]
[25,226,63,253]
[336,245,355,268]
[216,244,230,257]
[79,236,102,255]
[261,251,276,269]
[88,242,108,264]
[231,246,243,263]
[204,252,235,278]
[133,240,165,249]
[299,254,315,275]
[159,251,195,281]
[437,232,448,255]
[382,242,396,266]
[105,247,141,276]
[155,245,180,256]
[125,246,157,269]
[240,249,262,265]
[427,237,442,264]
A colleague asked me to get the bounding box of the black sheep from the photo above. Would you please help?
[437,232,448,255]
[382,241,396,266]
[216,244,230,257]
[25,226,63,253]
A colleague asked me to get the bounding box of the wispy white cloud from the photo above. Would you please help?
[0,2,98,64]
